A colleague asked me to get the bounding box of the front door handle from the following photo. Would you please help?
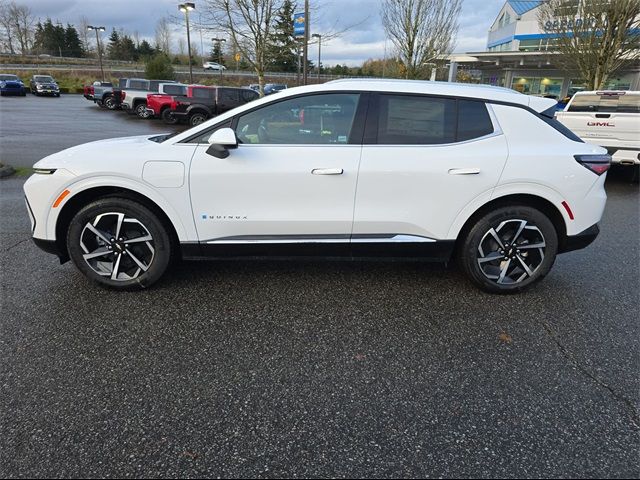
[312,168,343,175]
[449,168,480,175]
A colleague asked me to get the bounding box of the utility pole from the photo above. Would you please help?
[312,33,321,81]
[179,3,196,84]
[302,0,309,85]
[87,25,105,82]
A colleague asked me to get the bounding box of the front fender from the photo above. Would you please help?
[45,175,197,243]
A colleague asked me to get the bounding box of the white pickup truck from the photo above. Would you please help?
[556,91,640,168]
[121,80,186,118]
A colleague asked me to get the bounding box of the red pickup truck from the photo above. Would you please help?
[146,85,216,124]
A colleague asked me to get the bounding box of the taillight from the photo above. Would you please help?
[574,154,611,175]
[121,91,126,100]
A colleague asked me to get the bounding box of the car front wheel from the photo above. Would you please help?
[67,197,173,290]
[136,103,150,118]
[458,205,558,293]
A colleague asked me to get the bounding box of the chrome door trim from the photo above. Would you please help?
[205,234,436,244]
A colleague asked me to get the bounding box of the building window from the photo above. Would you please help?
[511,77,564,98]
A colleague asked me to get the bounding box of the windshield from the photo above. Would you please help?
[0,75,19,81]
[34,76,54,83]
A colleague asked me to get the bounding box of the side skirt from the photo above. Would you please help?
[180,240,456,262]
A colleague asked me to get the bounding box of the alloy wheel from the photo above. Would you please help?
[79,212,155,281]
[477,219,546,285]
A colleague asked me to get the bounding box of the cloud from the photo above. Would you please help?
[25,0,504,65]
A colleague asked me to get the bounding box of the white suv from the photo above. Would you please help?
[203,62,226,71]
[24,79,610,293]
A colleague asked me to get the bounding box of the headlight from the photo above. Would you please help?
[0,82,5,87]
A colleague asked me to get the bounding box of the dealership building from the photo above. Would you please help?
[456,0,640,97]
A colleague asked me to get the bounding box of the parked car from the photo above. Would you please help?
[120,79,181,118]
[556,90,640,168]
[29,75,60,96]
[0,74,26,96]
[146,85,212,124]
[264,83,287,95]
[83,81,112,100]
[93,78,127,109]
[166,86,259,126]
[24,79,610,292]
[203,62,226,71]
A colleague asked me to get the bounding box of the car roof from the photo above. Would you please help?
[573,90,640,95]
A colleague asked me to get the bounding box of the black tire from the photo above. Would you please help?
[67,197,173,290]
[458,205,558,294]
[161,108,177,125]
[135,102,149,118]
[103,95,117,110]
[189,112,208,127]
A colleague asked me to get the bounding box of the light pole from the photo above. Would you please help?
[87,25,106,82]
[311,33,321,81]
[178,2,196,84]
[211,37,226,84]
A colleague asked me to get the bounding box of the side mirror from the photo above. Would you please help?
[206,127,238,159]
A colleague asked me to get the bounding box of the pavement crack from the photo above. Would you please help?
[3,238,28,252]
[539,318,640,429]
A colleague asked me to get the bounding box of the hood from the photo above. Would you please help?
[33,135,166,173]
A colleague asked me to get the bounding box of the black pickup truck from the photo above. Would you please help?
[169,86,259,126]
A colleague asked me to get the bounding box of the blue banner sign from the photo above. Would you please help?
[293,12,306,38]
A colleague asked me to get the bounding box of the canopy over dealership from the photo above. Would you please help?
[454,0,640,98]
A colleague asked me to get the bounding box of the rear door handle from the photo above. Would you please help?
[312,168,343,175]
[448,168,480,175]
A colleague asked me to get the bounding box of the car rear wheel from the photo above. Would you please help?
[67,197,173,290]
[458,205,558,293]
[189,112,208,126]
[103,95,117,110]
[161,108,178,124]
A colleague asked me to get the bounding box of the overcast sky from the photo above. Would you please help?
[25,0,504,65]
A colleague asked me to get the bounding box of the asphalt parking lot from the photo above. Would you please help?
[1,94,639,478]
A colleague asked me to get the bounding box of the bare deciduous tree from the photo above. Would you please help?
[538,0,640,89]
[77,15,92,53]
[0,0,34,54]
[381,0,462,79]
[155,17,172,54]
[201,0,280,95]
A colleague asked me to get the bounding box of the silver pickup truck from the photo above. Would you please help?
[120,79,184,118]
[93,78,127,110]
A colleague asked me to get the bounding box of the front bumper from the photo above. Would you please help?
[560,224,599,253]
[32,237,68,263]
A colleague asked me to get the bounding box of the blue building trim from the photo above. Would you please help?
[487,36,514,49]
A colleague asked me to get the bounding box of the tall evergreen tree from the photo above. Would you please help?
[137,39,155,59]
[120,34,137,61]
[210,41,225,64]
[267,0,299,72]
[64,24,84,57]
[107,28,121,59]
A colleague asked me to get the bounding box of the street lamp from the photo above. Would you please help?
[211,37,226,84]
[178,2,196,84]
[311,33,322,81]
[87,25,106,82]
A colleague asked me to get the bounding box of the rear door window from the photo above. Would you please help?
[377,95,456,144]
[163,84,187,96]
[457,100,494,141]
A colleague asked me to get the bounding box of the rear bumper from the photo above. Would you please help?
[560,224,599,253]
